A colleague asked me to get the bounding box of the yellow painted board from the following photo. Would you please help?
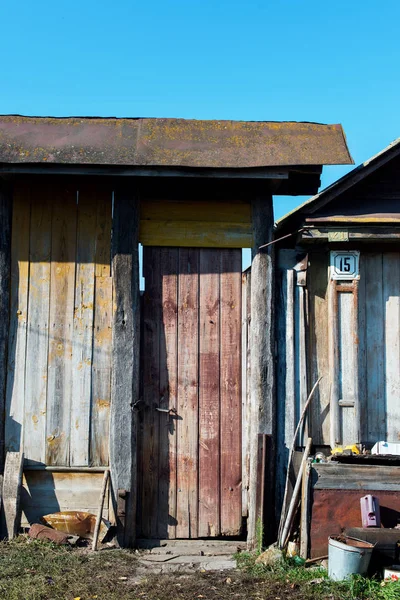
[140,199,251,224]
[139,220,253,248]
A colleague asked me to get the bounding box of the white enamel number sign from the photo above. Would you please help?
[330,251,360,280]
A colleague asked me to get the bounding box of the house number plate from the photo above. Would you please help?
[330,251,360,280]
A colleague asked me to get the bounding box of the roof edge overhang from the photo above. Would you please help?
[276,137,400,234]
[0,115,353,172]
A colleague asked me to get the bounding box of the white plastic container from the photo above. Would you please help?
[384,567,400,581]
[371,441,400,455]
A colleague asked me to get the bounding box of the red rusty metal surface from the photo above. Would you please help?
[310,489,400,558]
[0,116,353,168]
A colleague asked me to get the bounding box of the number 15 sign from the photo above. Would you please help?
[330,251,360,280]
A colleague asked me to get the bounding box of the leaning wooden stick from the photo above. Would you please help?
[92,469,110,551]
[277,377,322,545]
[279,437,312,549]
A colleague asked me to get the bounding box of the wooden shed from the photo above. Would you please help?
[275,138,400,557]
[0,116,352,546]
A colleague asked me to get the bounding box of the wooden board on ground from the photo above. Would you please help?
[2,452,24,539]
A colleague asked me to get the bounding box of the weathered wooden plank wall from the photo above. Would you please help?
[138,247,242,539]
[5,180,113,468]
[276,249,400,464]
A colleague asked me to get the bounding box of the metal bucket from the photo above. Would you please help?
[328,536,375,581]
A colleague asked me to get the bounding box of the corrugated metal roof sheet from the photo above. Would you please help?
[0,116,353,168]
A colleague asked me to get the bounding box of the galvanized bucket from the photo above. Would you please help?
[328,536,375,581]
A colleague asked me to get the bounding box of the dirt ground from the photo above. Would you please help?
[0,536,399,600]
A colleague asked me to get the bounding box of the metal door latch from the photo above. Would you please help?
[155,407,178,415]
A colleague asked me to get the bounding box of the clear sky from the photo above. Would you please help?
[1,0,399,222]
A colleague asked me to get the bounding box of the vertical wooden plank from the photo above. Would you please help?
[352,280,361,444]
[300,459,311,559]
[24,186,52,465]
[285,270,296,446]
[110,188,140,547]
[241,270,250,517]
[158,248,179,539]
[248,195,274,548]
[275,263,296,518]
[176,248,199,539]
[95,190,112,278]
[296,284,308,445]
[308,252,330,446]
[198,248,221,537]
[383,253,400,443]
[91,190,113,466]
[365,254,385,443]
[46,184,77,466]
[220,249,242,535]
[141,247,161,538]
[5,182,31,454]
[70,190,96,466]
[91,276,112,466]
[328,280,340,448]
[338,291,357,445]
[0,180,12,469]
[358,253,367,443]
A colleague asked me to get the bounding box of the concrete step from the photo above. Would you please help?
[136,539,245,556]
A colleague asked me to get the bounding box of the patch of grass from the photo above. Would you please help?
[236,550,400,600]
[0,536,138,600]
[1,536,400,600]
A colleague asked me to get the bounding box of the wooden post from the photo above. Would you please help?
[110,187,140,547]
[0,180,12,472]
[300,459,311,559]
[247,195,274,548]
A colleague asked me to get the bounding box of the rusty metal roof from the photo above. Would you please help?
[0,116,353,169]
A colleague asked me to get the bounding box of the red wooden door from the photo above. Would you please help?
[137,247,242,539]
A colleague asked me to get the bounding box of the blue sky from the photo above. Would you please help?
[1,0,399,222]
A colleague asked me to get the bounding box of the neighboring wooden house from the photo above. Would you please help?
[0,116,352,546]
[275,138,400,557]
